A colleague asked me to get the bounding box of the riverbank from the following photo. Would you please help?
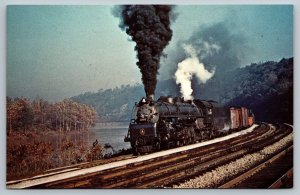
[93,122,129,129]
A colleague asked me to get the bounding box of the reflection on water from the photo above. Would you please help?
[91,127,131,151]
[88,122,131,151]
[44,124,131,153]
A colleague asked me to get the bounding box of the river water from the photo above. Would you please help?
[90,124,131,151]
[45,122,131,154]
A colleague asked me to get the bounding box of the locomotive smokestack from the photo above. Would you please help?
[148,94,154,101]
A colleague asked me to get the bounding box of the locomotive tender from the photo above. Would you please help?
[124,96,254,155]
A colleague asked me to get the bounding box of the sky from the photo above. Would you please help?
[7,5,293,101]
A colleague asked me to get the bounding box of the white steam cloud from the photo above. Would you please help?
[175,44,215,100]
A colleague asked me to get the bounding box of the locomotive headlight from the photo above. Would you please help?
[140,128,146,136]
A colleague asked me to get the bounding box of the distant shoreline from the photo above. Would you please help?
[93,122,129,129]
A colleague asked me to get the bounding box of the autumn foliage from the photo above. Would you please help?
[6,97,102,181]
[7,97,98,134]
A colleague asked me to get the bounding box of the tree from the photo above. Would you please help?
[7,97,98,133]
[7,97,33,133]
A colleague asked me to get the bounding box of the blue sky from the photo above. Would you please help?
[7,5,293,101]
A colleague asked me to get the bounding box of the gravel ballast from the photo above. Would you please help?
[173,133,293,188]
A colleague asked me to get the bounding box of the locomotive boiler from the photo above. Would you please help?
[124,96,254,155]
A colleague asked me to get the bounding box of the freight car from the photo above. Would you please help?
[230,107,255,129]
[124,96,254,155]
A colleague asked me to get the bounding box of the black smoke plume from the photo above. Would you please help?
[115,5,173,98]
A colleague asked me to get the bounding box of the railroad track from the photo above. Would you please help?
[218,124,293,189]
[7,123,291,189]
[42,154,134,175]
[167,124,292,188]
[134,124,278,188]
[218,146,293,188]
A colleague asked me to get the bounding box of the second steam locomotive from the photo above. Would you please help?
[124,96,254,155]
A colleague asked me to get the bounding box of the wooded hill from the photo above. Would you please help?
[72,58,293,123]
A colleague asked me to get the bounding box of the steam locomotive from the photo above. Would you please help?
[124,96,254,155]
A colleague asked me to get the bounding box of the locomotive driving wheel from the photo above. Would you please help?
[176,140,182,147]
[185,126,196,145]
[132,146,139,156]
[155,141,160,151]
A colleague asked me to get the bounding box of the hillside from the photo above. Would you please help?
[223,58,293,123]
[72,85,144,121]
[72,58,293,123]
